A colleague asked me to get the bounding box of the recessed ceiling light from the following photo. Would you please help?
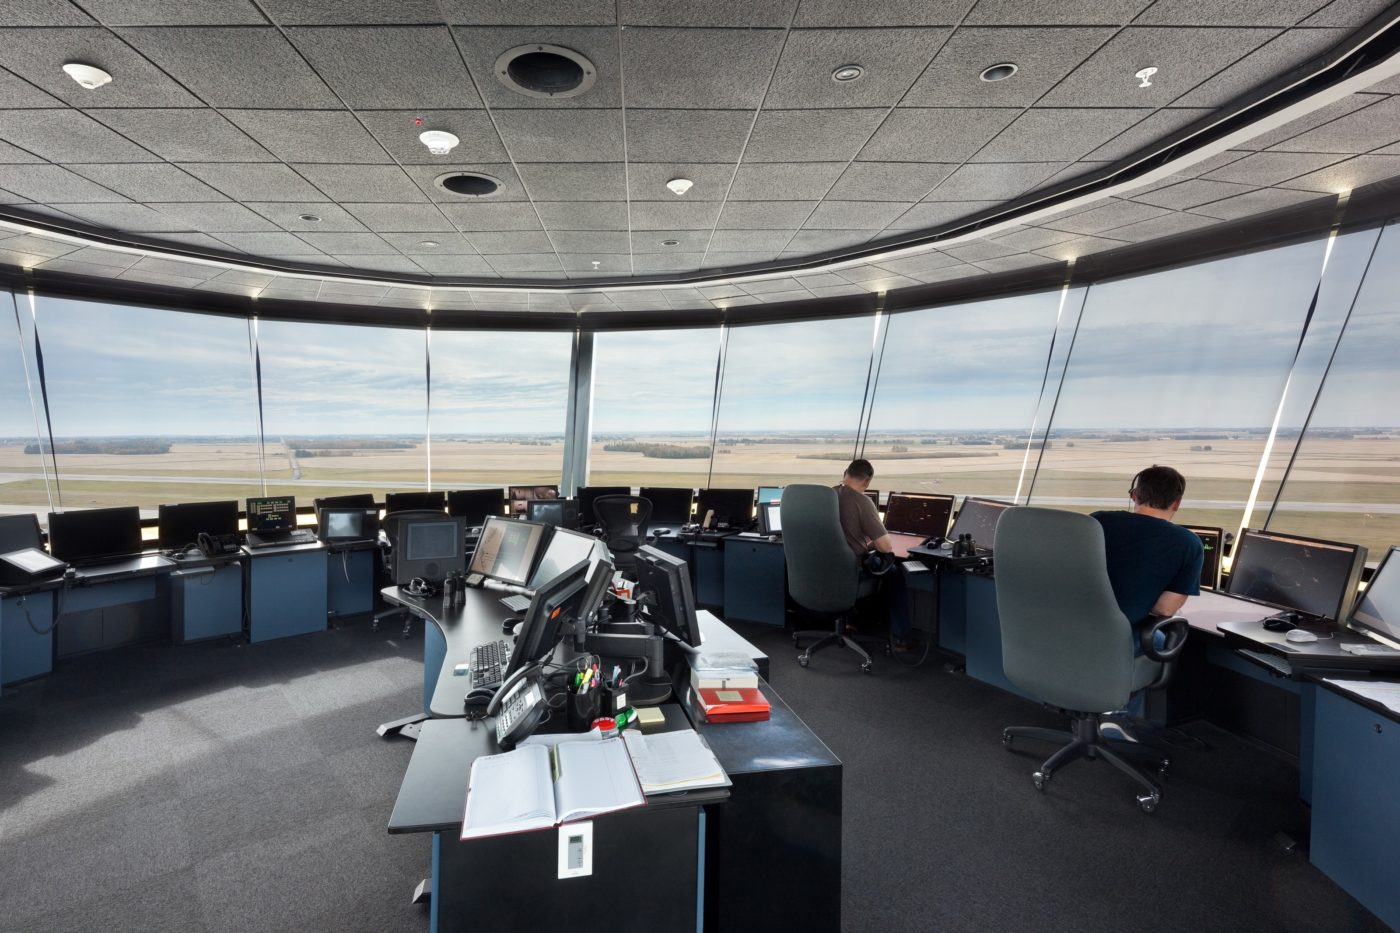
[419,240,440,248]
[496,44,597,99]
[419,130,460,155]
[298,213,322,223]
[665,178,693,196]
[62,62,112,89]
[832,64,864,82]
[979,63,1018,83]
[661,239,680,247]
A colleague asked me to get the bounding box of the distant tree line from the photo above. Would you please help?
[603,442,712,459]
[285,439,413,450]
[25,440,172,455]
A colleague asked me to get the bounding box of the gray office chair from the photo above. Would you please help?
[782,484,884,673]
[593,495,652,574]
[995,506,1189,812]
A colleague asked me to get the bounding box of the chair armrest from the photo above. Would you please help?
[1140,615,1189,690]
[862,549,896,576]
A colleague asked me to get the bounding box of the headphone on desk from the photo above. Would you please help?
[405,577,435,597]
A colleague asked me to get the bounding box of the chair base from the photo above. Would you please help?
[1002,712,1171,813]
[793,626,887,673]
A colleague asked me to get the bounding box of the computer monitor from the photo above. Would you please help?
[384,490,445,513]
[884,492,954,538]
[509,484,560,517]
[526,498,578,529]
[505,559,592,679]
[758,501,782,535]
[1184,525,1224,590]
[468,516,550,587]
[246,496,295,533]
[1350,546,1400,645]
[318,507,379,546]
[1226,529,1366,623]
[47,507,144,564]
[948,497,1014,552]
[157,500,239,549]
[528,527,599,590]
[447,488,506,525]
[866,490,880,508]
[639,486,694,524]
[314,493,375,515]
[634,544,701,648]
[756,486,784,505]
[577,486,629,526]
[0,514,42,553]
[695,488,754,528]
[389,513,467,585]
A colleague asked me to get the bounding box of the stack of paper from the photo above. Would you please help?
[623,729,731,795]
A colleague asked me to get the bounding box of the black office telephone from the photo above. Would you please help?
[197,532,242,557]
[486,664,550,749]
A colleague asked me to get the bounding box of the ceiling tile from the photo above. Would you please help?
[295,231,398,254]
[221,110,389,164]
[621,28,784,109]
[727,162,846,200]
[784,230,877,252]
[149,202,281,231]
[627,163,734,201]
[707,230,796,251]
[1175,27,1348,108]
[825,162,956,201]
[342,202,457,232]
[706,251,779,267]
[1084,108,1215,161]
[1039,27,1279,108]
[1039,198,1170,234]
[533,200,626,230]
[437,202,545,231]
[0,27,200,107]
[631,231,711,252]
[400,163,529,202]
[0,109,156,163]
[757,288,820,303]
[974,108,1149,162]
[180,163,329,202]
[288,26,482,109]
[626,110,754,163]
[795,0,973,26]
[971,254,1056,274]
[379,232,476,253]
[989,225,1079,251]
[1036,161,1113,191]
[1278,153,1400,192]
[513,163,624,201]
[359,110,506,164]
[765,29,949,109]
[1188,186,1327,219]
[938,239,1024,262]
[61,245,143,268]
[246,202,367,231]
[1238,93,1381,150]
[886,200,1000,229]
[804,201,911,229]
[492,109,625,162]
[1135,0,1330,26]
[451,26,621,108]
[1033,234,1130,261]
[467,231,555,253]
[1302,0,1396,26]
[65,164,227,203]
[858,108,1020,162]
[0,1,93,26]
[84,0,267,24]
[117,268,211,289]
[38,258,138,278]
[258,0,440,24]
[441,1,616,25]
[631,201,723,230]
[118,26,338,107]
[902,27,1114,107]
[619,0,795,26]
[1268,95,1400,153]
[86,109,276,162]
[129,254,220,278]
[745,109,886,162]
[292,164,427,202]
[631,253,705,272]
[214,231,317,254]
[964,0,1153,25]
[0,67,62,107]
[2,164,129,202]
[873,250,965,275]
[1100,211,1222,241]
[1201,150,1346,185]
[716,201,818,229]
[1128,177,1256,209]
[924,162,1062,201]
[487,253,562,273]
[549,230,631,252]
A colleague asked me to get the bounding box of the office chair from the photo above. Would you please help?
[371,509,446,637]
[593,495,652,574]
[781,484,886,674]
[995,507,1189,813]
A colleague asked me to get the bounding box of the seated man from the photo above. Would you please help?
[1091,464,1204,737]
[833,459,900,640]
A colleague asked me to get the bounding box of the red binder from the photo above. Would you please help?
[696,685,770,722]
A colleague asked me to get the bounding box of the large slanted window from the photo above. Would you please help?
[0,289,50,524]
[588,327,721,490]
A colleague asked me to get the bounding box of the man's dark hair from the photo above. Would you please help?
[1130,465,1186,510]
[845,458,874,482]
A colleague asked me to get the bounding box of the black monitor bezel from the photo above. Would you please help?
[447,488,506,524]
[577,486,629,526]
[1225,527,1366,623]
[883,492,955,538]
[634,543,702,648]
[388,513,467,584]
[47,506,145,563]
[508,484,561,517]
[384,490,446,514]
[246,495,295,533]
[695,487,755,527]
[318,506,380,544]
[468,515,552,587]
[755,485,784,506]
[526,498,577,528]
[1182,524,1224,590]
[506,559,592,678]
[0,514,42,553]
[313,493,375,515]
[758,501,782,535]
[948,496,1014,551]
[157,500,239,549]
[639,486,694,524]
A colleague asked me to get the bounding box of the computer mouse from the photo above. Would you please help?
[654,528,670,537]
[1285,629,1318,643]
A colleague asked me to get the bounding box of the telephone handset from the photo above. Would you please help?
[487,663,549,749]
[197,532,241,557]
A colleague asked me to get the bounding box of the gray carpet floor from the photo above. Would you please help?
[0,617,1386,933]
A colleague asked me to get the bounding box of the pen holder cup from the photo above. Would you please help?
[568,689,602,732]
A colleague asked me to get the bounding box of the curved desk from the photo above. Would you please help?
[383,586,519,718]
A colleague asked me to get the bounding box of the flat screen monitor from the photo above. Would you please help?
[158,500,239,549]
[47,507,144,564]
[639,486,693,524]
[318,507,379,545]
[0,514,43,552]
[695,488,754,528]
[758,501,782,535]
[756,486,783,505]
[1184,525,1224,590]
[468,516,550,587]
[246,496,295,533]
[884,492,954,538]
[526,498,578,529]
[634,544,701,648]
[384,490,445,513]
[509,484,560,517]
[529,527,599,590]
[314,493,375,515]
[1350,546,1400,644]
[866,490,880,508]
[577,486,629,526]
[447,488,506,525]
[506,559,592,679]
[1226,529,1366,623]
[389,513,466,584]
[948,497,1014,552]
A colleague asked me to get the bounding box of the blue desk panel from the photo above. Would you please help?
[722,537,785,626]
[327,548,375,617]
[689,542,726,609]
[171,564,243,644]
[962,574,1037,701]
[1,590,53,684]
[246,547,328,643]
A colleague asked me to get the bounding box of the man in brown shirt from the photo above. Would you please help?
[834,458,893,565]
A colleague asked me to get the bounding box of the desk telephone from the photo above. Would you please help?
[197,532,242,557]
[484,664,549,749]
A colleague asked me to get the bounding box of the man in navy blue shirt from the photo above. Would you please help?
[1092,465,1203,738]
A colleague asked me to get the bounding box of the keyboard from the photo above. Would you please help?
[245,529,317,549]
[470,639,511,689]
[499,593,532,614]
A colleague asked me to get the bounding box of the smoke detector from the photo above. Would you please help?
[419,130,460,155]
[666,178,693,196]
[62,62,112,90]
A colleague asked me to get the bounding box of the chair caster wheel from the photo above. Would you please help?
[1157,758,1171,778]
[791,633,800,644]
[883,643,893,656]
[861,661,873,674]
[1137,792,1160,814]
[798,655,810,668]
[371,621,379,632]
[1032,771,1048,792]
[1001,731,1013,748]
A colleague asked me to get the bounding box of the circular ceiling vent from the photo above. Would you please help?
[495,44,596,99]
[434,172,502,197]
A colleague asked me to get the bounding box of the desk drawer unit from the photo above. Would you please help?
[1,590,53,684]
[171,564,243,644]
[722,538,785,626]
[245,549,328,643]
[327,548,374,617]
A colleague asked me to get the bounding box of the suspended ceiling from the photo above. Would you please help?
[1,0,1399,318]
